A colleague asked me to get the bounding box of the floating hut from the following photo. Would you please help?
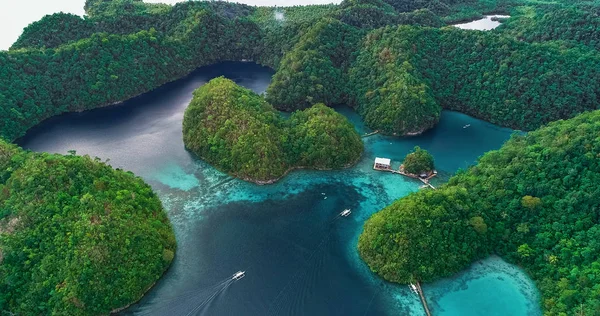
[373,157,391,170]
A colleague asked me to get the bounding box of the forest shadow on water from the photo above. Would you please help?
[17,61,540,316]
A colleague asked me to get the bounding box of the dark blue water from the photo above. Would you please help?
[18,62,540,316]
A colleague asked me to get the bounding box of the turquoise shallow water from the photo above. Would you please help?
[425,256,540,316]
[18,62,540,316]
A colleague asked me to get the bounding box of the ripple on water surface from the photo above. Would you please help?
[18,62,539,316]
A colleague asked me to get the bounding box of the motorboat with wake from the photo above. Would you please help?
[340,209,351,217]
[232,271,245,281]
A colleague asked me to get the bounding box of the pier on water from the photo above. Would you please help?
[416,282,432,316]
[373,158,437,190]
[361,130,379,138]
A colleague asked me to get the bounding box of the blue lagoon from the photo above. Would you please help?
[18,62,540,316]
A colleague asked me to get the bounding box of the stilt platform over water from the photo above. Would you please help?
[416,282,432,316]
[373,158,437,190]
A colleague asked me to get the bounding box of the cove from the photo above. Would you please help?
[18,62,540,316]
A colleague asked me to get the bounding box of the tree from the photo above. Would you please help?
[521,195,542,209]
[470,216,488,234]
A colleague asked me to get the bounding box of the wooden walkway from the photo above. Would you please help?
[375,167,437,190]
[416,282,432,316]
[361,130,379,138]
[419,178,436,190]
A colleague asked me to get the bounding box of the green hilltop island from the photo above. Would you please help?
[0,0,600,314]
[182,77,363,184]
[0,141,176,315]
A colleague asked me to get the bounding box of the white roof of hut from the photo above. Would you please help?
[374,157,391,166]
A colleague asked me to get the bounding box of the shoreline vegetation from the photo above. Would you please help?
[2,0,598,142]
[0,141,176,315]
[359,110,600,315]
[183,77,363,184]
[1,0,600,314]
[226,158,362,185]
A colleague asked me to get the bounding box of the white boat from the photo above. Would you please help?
[340,209,351,217]
[463,124,471,128]
[410,283,419,295]
[232,271,245,280]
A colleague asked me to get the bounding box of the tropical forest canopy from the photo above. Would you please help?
[359,110,600,316]
[182,77,363,183]
[0,140,176,315]
[2,0,600,140]
[402,146,435,174]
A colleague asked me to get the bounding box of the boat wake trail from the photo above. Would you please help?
[135,272,245,316]
[266,231,335,316]
[266,208,353,315]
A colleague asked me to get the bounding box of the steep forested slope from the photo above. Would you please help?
[1,10,260,141]
[183,78,363,183]
[359,110,600,315]
[1,0,524,141]
[349,26,600,132]
[0,141,176,315]
[498,7,600,50]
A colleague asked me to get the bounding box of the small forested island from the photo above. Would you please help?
[358,110,600,315]
[402,146,434,175]
[183,77,363,183]
[0,140,176,315]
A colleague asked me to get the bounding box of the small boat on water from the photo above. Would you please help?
[410,283,419,295]
[340,209,351,217]
[232,271,245,280]
[463,124,471,128]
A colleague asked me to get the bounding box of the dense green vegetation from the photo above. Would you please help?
[1,6,262,141]
[402,146,435,174]
[0,141,176,315]
[265,1,600,135]
[349,51,441,135]
[348,25,600,133]
[265,18,363,111]
[359,110,600,315]
[498,6,600,50]
[183,77,363,183]
[3,0,598,140]
[1,0,541,141]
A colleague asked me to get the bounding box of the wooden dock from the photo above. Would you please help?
[416,282,432,316]
[419,178,436,190]
[362,130,379,138]
[374,166,437,190]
